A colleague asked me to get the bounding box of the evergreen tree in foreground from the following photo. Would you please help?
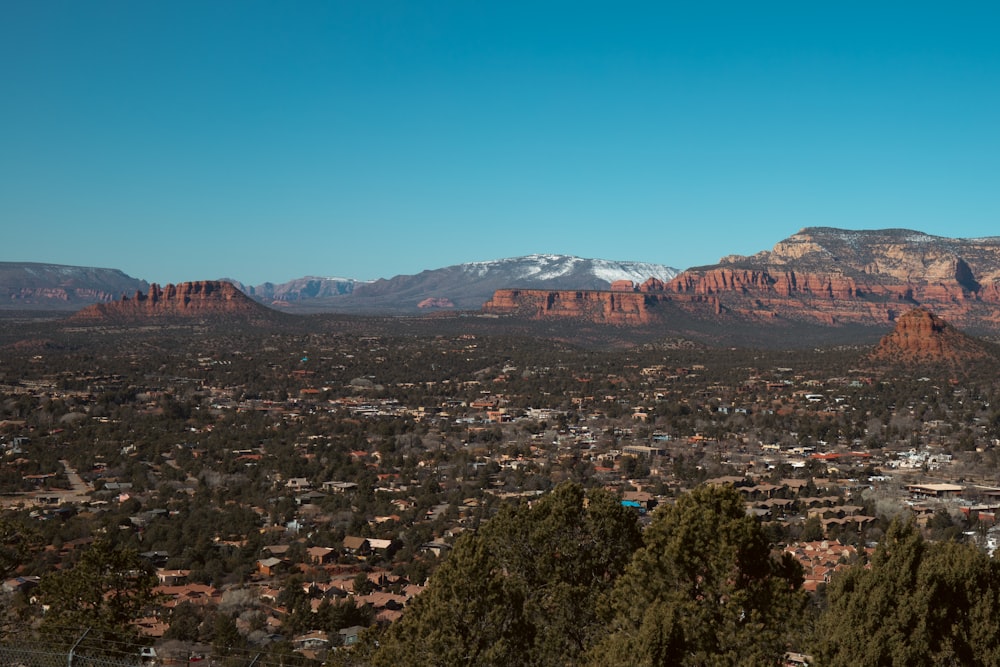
[588,484,808,666]
[365,482,643,666]
[37,537,159,656]
[815,519,1000,666]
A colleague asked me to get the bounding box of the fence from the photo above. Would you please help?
[0,643,137,667]
[0,630,325,667]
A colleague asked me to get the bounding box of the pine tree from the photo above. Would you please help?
[588,484,808,666]
[816,519,1000,666]
[366,482,642,666]
[38,537,159,656]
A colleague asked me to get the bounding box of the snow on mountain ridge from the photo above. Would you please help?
[590,259,678,284]
[459,255,677,283]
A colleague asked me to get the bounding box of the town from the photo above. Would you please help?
[2,317,1000,664]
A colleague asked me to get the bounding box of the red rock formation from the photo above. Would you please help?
[868,308,995,366]
[69,281,269,321]
[483,289,665,325]
[484,229,1000,332]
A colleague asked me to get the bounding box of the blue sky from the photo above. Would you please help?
[3,2,1000,285]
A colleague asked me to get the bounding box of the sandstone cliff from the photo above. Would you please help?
[483,228,1000,333]
[69,281,270,321]
[483,289,671,325]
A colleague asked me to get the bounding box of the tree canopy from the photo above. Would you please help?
[365,482,643,666]
[37,537,159,655]
[588,484,808,666]
[816,519,1000,666]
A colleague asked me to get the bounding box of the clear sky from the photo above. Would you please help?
[3,2,1000,285]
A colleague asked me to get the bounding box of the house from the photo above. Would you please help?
[784,652,813,666]
[292,631,330,651]
[153,583,220,608]
[295,490,326,505]
[367,538,396,558]
[420,541,451,558]
[307,546,337,565]
[355,591,408,611]
[2,576,40,594]
[257,557,286,577]
[343,536,370,558]
[906,483,964,499]
[156,569,190,586]
[134,616,169,639]
[339,626,365,646]
[322,481,358,493]
[262,544,291,558]
[622,490,657,513]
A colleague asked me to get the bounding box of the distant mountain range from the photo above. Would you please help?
[229,255,679,313]
[14,226,1000,350]
[0,263,148,310]
[485,227,1000,335]
[14,226,1000,342]
[0,255,679,314]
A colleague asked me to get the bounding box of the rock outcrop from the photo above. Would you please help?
[482,289,673,325]
[69,281,270,321]
[483,228,1000,333]
[868,308,996,366]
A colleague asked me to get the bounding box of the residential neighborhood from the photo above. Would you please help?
[2,324,1000,663]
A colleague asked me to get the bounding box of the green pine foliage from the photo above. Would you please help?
[37,537,159,655]
[588,484,808,666]
[366,482,642,666]
[815,519,1000,666]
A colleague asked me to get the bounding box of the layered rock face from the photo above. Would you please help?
[868,308,995,366]
[70,281,269,321]
[482,289,673,325]
[483,228,1000,331]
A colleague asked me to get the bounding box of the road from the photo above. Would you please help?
[0,460,91,508]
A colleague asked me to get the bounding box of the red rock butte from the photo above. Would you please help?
[868,308,995,366]
[69,281,268,321]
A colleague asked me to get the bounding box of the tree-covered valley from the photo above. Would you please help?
[2,314,1000,665]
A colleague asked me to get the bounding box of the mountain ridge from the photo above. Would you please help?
[13,227,1000,346]
[0,262,148,310]
[226,255,679,314]
[0,256,678,315]
[484,228,1000,334]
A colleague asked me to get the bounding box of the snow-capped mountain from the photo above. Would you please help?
[233,255,679,314]
[460,255,678,285]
